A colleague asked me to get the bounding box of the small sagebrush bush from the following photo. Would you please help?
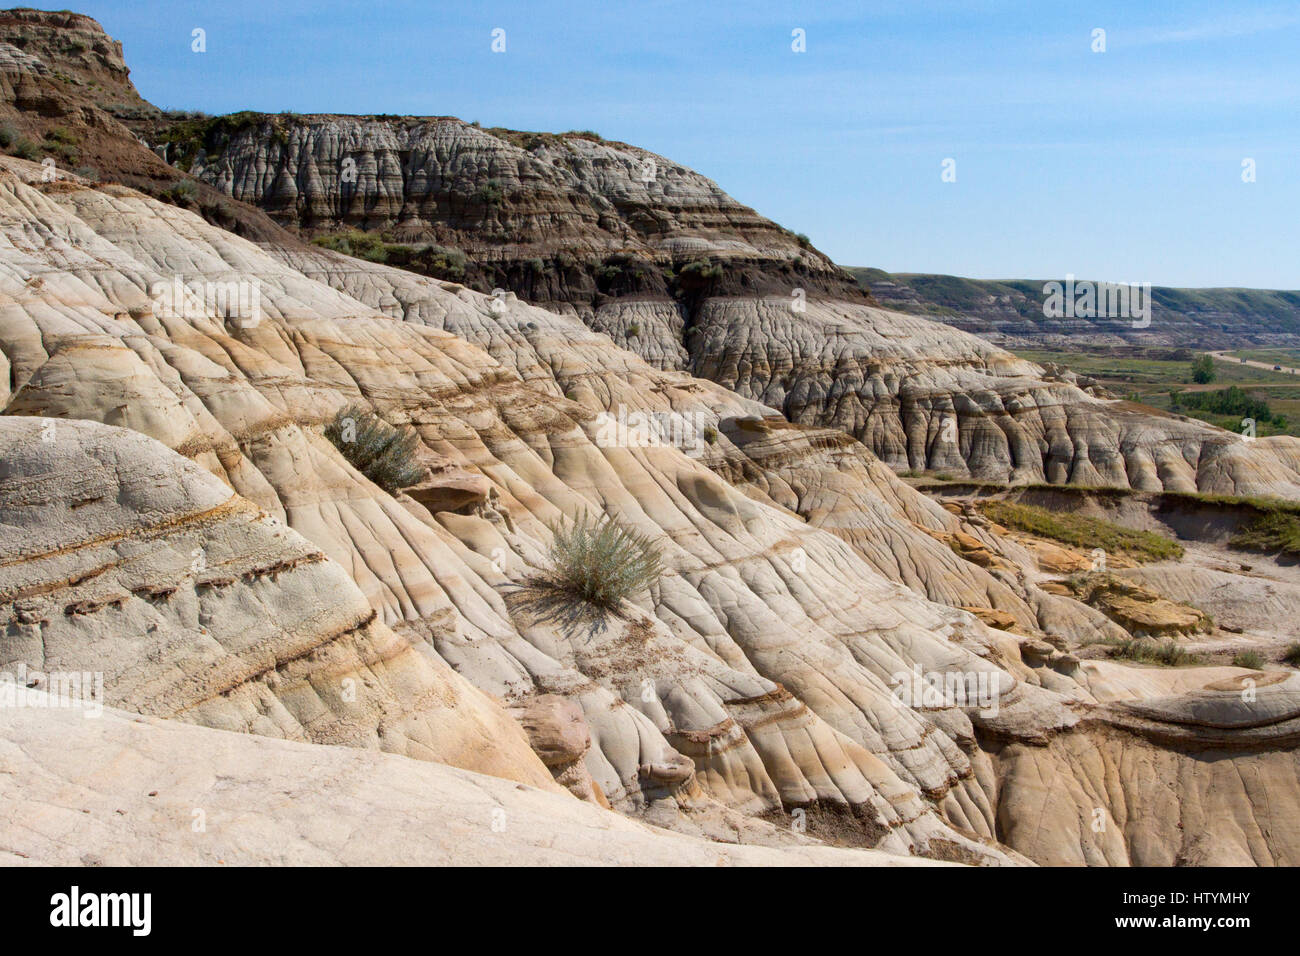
[10,138,40,161]
[44,126,79,146]
[166,178,199,203]
[1110,637,1197,666]
[312,233,467,280]
[678,259,723,281]
[408,244,467,280]
[1284,643,1300,667]
[545,509,664,609]
[313,229,390,262]
[473,179,505,206]
[324,405,426,492]
[1232,650,1265,670]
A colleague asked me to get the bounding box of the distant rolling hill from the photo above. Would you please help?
[848,267,1300,350]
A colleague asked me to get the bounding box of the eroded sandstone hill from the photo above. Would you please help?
[4,153,1300,864]
[157,113,862,305]
[123,82,1300,491]
[2,9,1300,867]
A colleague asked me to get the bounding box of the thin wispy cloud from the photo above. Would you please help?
[1125,8,1300,47]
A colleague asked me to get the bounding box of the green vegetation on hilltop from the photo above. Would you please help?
[978,499,1183,562]
[311,231,468,281]
[158,110,267,170]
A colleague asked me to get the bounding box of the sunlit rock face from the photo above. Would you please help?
[2,154,1299,865]
[0,695,954,867]
[0,413,560,791]
[0,161,1019,860]
[677,295,1300,495]
[164,103,1300,496]
[2,9,1300,866]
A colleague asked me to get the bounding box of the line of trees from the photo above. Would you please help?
[1170,385,1287,427]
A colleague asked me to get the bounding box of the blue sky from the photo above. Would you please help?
[52,1,1300,288]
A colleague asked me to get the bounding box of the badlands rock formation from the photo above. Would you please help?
[0,9,1299,867]
[0,415,557,788]
[5,5,1297,494]
[152,113,858,304]
[682,296,1300,495]
[0,152,1298,864]
[169,111,1300,494]
[0,156,1022,861]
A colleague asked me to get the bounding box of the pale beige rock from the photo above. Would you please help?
[0,163,1015,860]
[506,694,605,803]
[0,415,558,791]
[0,696,944,867]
